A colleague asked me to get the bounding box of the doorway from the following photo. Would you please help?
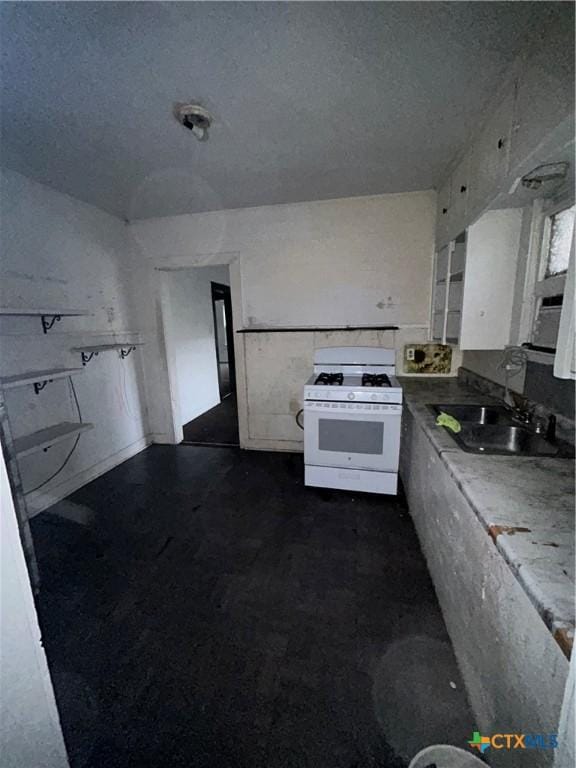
[162,265,238,447]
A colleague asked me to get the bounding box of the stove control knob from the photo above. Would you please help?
[347,392,355,400]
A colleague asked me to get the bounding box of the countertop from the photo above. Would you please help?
[399,376,575,658]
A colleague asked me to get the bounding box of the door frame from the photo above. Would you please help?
[211,281,236,398]
[155,263,247,446]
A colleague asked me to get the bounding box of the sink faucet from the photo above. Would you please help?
[513,406,534,424]
[500,347,528,409]
[506,391,534,423]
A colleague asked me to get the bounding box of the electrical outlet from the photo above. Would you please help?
[406,347,415,361]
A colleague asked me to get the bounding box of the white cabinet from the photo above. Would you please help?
[446,154,470,242]
[432,211,523,349]
[467,84,515,219]
[437,160,470,248]
[435,17,573,248]
[459,209,523,350]
[510,17,575,175]
[435,178,451,247]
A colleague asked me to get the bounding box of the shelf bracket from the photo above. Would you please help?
[81,351,98,366]
[41,314,62,334]
[119,346,136,360]
[33,380,51,395]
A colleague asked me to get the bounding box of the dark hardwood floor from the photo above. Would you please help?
[182,396,239,446]
[31,446,473,768]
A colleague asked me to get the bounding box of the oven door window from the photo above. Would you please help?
[318,418,384,455]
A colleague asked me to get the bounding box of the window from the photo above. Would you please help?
[542,204,574,277]
[530,201,575,352]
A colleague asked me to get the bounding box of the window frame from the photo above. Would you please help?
[519,192,575,363]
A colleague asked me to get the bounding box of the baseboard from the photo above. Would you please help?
[240,437,304,453]
[150,433,176,444]
[25,435,153,517]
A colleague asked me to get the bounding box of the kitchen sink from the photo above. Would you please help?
[454,424,565,456]
[429,404,574,458]
[430,403,514,425]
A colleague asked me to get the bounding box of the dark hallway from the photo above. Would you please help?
[31,445,473,768]
[182,395,239,447]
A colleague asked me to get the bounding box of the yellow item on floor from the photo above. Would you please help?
[436,412,462,433]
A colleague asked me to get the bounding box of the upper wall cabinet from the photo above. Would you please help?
[446,154,470,243]
[435,19,574,251]
[467,83,515,220]
[509,19,575,175]
[435,177,451,248]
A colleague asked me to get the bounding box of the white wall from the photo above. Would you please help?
[0,447,69,768]
[162,265,229,426]
[131,190,437,450]
[0,169,150,514]
[132,191,435,328]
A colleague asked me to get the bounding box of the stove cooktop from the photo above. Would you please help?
[305,371,402,403]
[313,372,393,387]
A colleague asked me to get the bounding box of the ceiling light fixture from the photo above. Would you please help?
[520,162,569,190]
[175,103,212,142]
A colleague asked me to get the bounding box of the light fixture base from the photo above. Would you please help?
[175,103,212,141]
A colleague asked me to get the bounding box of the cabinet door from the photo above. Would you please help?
[436,243,450,281]
[446,155,469,241]
[510,18,575,174]
[467,84,514,219]
[435,178,451,248]
[460,209,522,350]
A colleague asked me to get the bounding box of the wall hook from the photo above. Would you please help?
[119,346,136,359]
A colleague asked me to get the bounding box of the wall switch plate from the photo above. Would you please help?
[406,347,415,361]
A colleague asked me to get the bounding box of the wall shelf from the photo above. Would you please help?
[236,326,399,334]
[13,422,93,459]
[71,342,144,365]
[1,367,84,394]
[0,307,90,334]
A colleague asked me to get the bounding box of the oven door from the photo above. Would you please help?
[304,401,401,472]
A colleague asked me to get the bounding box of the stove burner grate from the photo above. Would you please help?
[362,373,391,387]
[314,372,344,386]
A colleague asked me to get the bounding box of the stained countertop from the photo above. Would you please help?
[399,376,575,658]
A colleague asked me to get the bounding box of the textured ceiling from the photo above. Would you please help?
[0,2,570,220]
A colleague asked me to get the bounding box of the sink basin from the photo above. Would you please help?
[455,425,562,456]
[429,403,574,457]
[431,403,514,425]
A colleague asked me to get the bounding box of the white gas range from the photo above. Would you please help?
[303,347,403,495]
